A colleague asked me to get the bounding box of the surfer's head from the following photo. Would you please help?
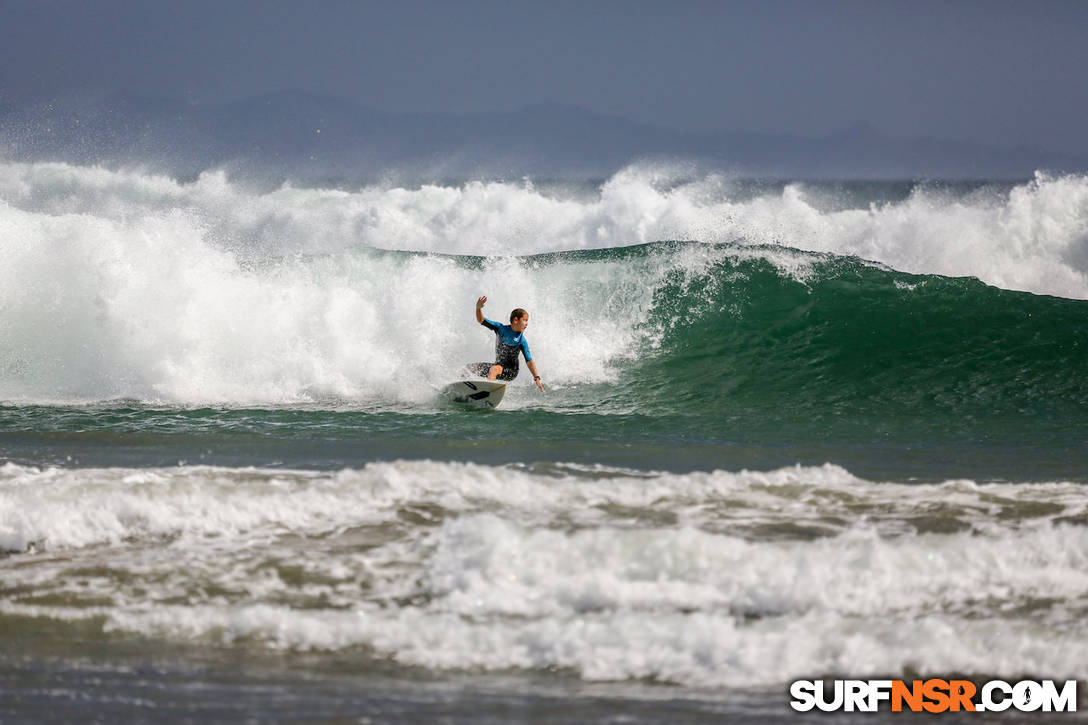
[510,308,529,332]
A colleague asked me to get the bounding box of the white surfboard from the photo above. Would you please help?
[441,379,507,408]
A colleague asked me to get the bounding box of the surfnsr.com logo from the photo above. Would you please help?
[789,679,1078,713]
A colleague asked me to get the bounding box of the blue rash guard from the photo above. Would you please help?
[473,317,532,381]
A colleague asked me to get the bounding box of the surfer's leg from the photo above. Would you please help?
[487,364,503,380]
[464,363,492,378]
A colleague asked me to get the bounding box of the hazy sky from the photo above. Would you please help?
[3,0,1087,155]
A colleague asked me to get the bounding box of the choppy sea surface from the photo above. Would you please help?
[2,161,1087,722]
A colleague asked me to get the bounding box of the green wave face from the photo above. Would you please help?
[591,243,1088,439]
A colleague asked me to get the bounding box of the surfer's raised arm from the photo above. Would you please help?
[475,295,487,325]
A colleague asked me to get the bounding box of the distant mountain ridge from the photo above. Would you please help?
[1,90,1083,180]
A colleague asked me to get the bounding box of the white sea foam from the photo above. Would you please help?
[4,459,1086,553]
[1,160,1087,404]
[3,160,1085,290]
[2,460,1087,687]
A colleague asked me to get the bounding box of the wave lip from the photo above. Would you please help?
[2,160,1088,295]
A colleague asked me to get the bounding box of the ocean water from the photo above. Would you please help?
[1,160,1087,722]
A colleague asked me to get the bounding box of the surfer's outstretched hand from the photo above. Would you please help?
[476,296,487,309]
[535,377,545,393]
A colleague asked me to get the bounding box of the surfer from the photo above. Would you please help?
[469,296,545,392]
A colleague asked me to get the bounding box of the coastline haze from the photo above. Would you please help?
[2,0,1087,169]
